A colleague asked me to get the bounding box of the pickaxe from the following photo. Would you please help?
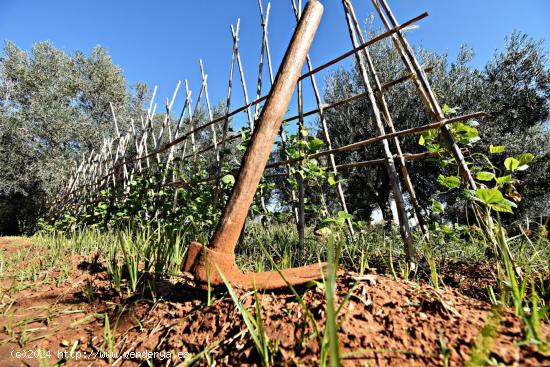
[182,0,326,290]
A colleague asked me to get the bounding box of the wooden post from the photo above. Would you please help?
[157,81,182,184]
[183,80,197,155]
[213,26,238,206]
[258,0,300,222]
[344,0,429,239]
[231,20,254,131]
[142,86,158,167]
[292,0,355,235]
[297,69,306,250]
[155,82,181,151]
[231,19,268,212]
[109,103,132,189]
[254,0,271,121]
[371,0,477,190]
[166,80,189,168]
[342,0,414,262]
[200,60,220,172]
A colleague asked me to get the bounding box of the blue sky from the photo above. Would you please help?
[1,0,548,130]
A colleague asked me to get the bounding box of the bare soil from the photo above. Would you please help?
[0,237,548,366]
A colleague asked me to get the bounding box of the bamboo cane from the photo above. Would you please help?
[297,57,306,250]
[213,20,239,205]
[231,20,254,131]
[258,0,299,222]
[54,12,434,207]
[79,19,430,184]
[371,0,477,190]
[342,0,413,261]
[200,60,220,170]
[292,0,355,235]
[345,0,429,239]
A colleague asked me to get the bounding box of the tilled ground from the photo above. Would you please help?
[0,237,549,366]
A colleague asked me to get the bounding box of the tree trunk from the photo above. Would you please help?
[377,194,393,227]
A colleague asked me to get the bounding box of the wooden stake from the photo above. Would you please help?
[231,20,254,131]
[292,0,355,235]
[213,20,239,206]
[345,0,429,239]
[184,80,196,155]
[257,0,299,222]
[297,63,306,250]
[371,0,477,190]
[342,0,414,262]
[200,60,220,171]
[267,111,486,170]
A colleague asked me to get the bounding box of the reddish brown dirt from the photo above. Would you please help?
[0,237,549,366]
[439,260,498,301]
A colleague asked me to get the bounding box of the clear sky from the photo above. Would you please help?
[1,0,548,130]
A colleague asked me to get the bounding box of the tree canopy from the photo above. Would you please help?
[0,41,147,234]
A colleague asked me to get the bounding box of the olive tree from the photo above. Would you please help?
[0,41,147,234]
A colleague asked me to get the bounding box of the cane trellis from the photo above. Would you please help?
[48,0,486,265]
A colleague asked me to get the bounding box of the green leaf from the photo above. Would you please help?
[442,104,459,114]
[462,189,477,202]
[490,198,517,214]
[308,137,323,151]
[418,135,425,146]
[476,171,495,181]
[427,143,442,153]
[314,227,333,238]
[221,174,235,186]
[337,211,354,220]
[437,175,461,189]
[452,122,479,142]
[504,157,520,171]
[431,200,444,214]
[441,224,452,234]
[327,175,336,186]
[515,153,534,165]
[489,145,505,154]
[496,175,513,184]
[475,188,503,205]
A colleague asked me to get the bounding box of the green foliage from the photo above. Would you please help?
[474,188,517,214]
[437,175,461,189]
[480,31,550,219]
[322,30,550,223]
[476,171,494,181]
[0,41,148,234]
[271,123,330,221]
[50,157,234,241]
[489,144,505,154]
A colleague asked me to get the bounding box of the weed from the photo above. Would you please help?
[465,307,502,367]
[218,268,277,366]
